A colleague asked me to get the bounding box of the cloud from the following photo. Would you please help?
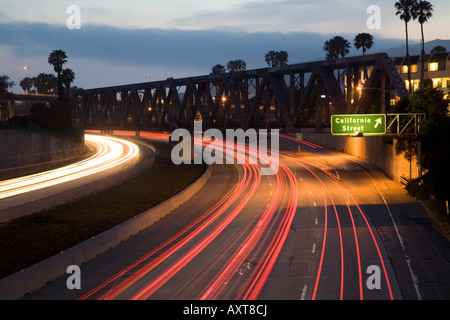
[0,21,404,90]
[170,0,370,34]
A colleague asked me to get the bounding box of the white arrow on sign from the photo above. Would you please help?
[374,118,382,128]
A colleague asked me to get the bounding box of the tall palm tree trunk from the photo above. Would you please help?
[57,72,65,103]
[420,22,425,90]
[405,21,412,93]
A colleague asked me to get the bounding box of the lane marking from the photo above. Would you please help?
[300,285,308,300]
[312,243,316,254]
[355,161,423,300]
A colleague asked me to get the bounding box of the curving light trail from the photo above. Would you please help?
[77,132,394,300]
[0,134,140,200]
[280,149,394,300]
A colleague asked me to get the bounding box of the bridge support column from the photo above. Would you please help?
[8,100,15,119]
[346,64,353,114]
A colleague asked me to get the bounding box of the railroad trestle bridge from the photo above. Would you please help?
[70,53,408,132]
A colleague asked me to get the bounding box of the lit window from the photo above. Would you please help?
[433,79,442,88]
[429,62,439,72]
[411,65,418,73]
[402,65,408,73]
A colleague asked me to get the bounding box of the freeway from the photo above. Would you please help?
[22,133,450,300]
[0,134,146,223]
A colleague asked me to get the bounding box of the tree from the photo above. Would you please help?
[226,59,247,72]
[0,75,15,118]
[211,64,226,74]
[394,88,450,210]
[354,33,374,55]
[393,87,448,181]
[0,75,14,95]
[430,45,447,53]
[414,0,433,90]
[323,36,350,88]
[395,0,418,93]
[48,49,68,101]
[265,50,289,67]
[32,73,57,94]
[20,77,31,94]
[61,68,75,99]
[323,36,351,60]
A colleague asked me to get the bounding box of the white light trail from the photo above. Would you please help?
[0,134,140,200]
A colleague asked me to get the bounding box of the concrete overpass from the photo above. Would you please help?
[0,93,58,120]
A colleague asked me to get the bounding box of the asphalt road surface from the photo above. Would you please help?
[23,135,450,300]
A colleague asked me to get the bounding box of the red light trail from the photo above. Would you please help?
[77,133,394,300]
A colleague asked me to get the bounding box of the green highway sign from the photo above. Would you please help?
[331,114,386,136]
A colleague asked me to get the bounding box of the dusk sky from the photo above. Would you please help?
[1,0,449,91]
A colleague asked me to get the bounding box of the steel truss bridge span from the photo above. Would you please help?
[70,53,407,131]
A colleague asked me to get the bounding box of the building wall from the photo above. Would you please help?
[395,52,450,99]
[302,130,419,183]
[0,129,86,180]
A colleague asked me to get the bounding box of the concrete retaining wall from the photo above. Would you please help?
[0,129,86,180]
[0,164,212,300]
[0,143,156,224]
[302,129,419,182]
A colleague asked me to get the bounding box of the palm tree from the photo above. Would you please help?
[226,59,247,72]
[20,77,31,94]
[211,64,226,74]
[323,36,351,60]
[265,50,289,67]
[61,68,75,99]
[48,49,68,101]
[354,33,374,80]
[33,73,57,94]
[323,39,338,60]
[323,36,351,89]
[354,33,374,55]
[414,0,433,90]
[395,0,418,93]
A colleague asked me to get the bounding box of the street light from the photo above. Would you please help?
[24,66,31,94]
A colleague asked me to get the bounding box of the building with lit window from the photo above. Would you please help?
[394,51,450,100]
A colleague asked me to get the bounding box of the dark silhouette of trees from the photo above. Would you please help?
[211,64,226,74]
[0,75,14,95]
[31,73,58,94]
[393,88,450,218]
[226,59,247,72]
[323,36,351,60]
[61,68,75,99]
[0,75,14,117]
[354,33,374,55]
[323,36,351,88]
[265,50,289,67]
[430,45,446,53]
[20,78,31,94]
[47,50,75,133]
[48,49,68,101]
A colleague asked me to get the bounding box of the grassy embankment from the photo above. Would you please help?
[0,141,205,280]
